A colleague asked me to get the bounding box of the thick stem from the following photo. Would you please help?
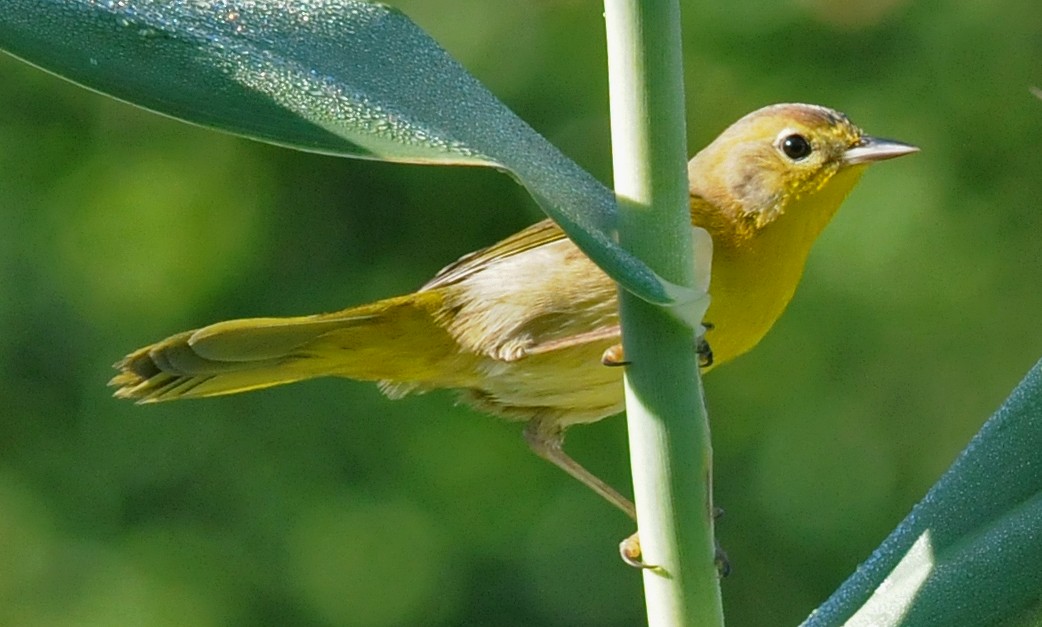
[603,1,723,624]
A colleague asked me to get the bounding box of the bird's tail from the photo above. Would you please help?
[110,290,474,402]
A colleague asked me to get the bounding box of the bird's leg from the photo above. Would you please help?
[588,329,717,569]
[599,328,714,569]
[523,416,636,520]
[524,417,654,568]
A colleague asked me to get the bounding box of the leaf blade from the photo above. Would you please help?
[805,359,1042,626]
[0,0,704,308]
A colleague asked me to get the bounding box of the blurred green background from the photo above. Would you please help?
[2,0,1041,625]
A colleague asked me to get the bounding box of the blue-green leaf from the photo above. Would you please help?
[804,359,1042,626]
[0,0,703,309]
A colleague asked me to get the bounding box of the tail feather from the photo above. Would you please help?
[111,291,473,402]
[187,316,378,362]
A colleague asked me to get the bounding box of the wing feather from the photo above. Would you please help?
[422,219,567,291]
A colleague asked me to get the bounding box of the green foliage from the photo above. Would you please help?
[0,0,688,309]
[806,359,1042,625]
[1,0,1041,625]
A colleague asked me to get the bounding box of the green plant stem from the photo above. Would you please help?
[604,1,723,625]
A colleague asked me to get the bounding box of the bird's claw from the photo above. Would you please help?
[712,506,730,577]
[601,344,630,367]
[619,532,656,569]
[696,336,714,368]
[715,544,731,578]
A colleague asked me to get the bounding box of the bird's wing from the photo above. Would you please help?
[514,325,621,358]
[421,218,567,291]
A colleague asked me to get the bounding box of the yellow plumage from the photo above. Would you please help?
[111,103,916,517]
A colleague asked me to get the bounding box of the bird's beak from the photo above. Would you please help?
[843,136,919,165]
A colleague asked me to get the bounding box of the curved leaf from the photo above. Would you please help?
[0,0,707,311]
[805,359,1042,626]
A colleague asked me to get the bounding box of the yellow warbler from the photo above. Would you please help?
[111,103,916,518]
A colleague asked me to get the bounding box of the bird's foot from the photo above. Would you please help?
[619,509,730,577]
[601,344,630,367]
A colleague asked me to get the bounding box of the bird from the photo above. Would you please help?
[110,103,917,520]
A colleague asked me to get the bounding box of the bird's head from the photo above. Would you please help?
[689,103,917,241]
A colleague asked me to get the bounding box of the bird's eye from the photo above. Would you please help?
[780,134,813,160]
